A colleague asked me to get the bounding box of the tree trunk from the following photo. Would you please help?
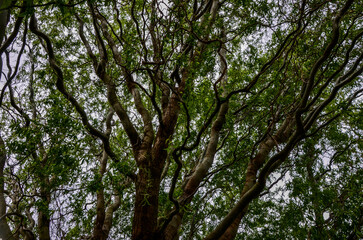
[0,0,9,74]
[38,161,51,240]
[0,136,14,240]
[132,165,161,240]
[92,189,108,240]
[38,193,51,240]
[132,86,183,239]
[91,151,108,240]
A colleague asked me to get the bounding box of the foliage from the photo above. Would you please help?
[0,0,362,239]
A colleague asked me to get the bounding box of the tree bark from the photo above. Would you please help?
[38,148,51,240]
[92,188,107,240]
[92,151,108,240]
[38,186,50,240]
[217,117,294,240]
[0,0,8,74]
[0,136,14,240]
[132,74,185,240]
[132,165,162,240]
[163,38,229,240]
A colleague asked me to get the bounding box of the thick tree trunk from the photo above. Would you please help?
[132,166,162,240]
[133,82,184,240]
[38,212,50,240]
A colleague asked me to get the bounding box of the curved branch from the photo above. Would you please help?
[29,14,135,180]
[77,10,142,152]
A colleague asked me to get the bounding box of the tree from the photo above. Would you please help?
[0,0,362,239]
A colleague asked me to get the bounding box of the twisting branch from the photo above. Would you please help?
[93,8,155,150]
[160,27,230,239]
[0,1,27,56]
[305,30,363,111]
[76,8,142,153]
[29,14,106,142]
[0,23,27,107]
[295,0,355,134]
[28,13,135,180]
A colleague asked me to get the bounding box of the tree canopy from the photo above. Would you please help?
[0,0,362,239]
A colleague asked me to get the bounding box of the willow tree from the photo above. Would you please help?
[0,0,362,239]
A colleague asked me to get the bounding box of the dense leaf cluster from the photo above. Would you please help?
[0,0,362,239]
